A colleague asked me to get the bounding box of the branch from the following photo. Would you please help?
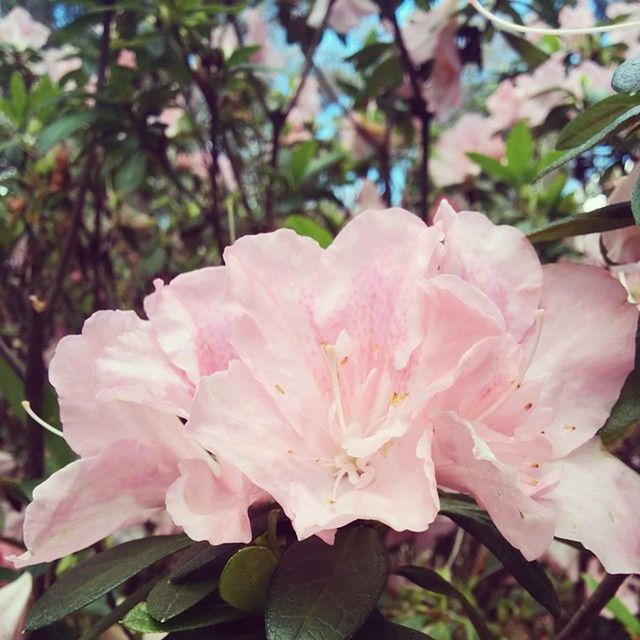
[557,573,628,640]
[45,5,114,319]
[384,5,432,221]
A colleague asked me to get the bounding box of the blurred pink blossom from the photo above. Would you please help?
[308,0,378,35]
[402,0,457,66]
[34,46,82,82]
[354,179,385,214]
[431,113,505,187]
[0,7,49,51]
[117,49,137,69]
[0,573,32,640]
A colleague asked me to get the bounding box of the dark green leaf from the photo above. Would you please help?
[36,112,98,155]
[556,94,640,150]
[600,317,640,445]
[78,578,156,640]
[115,153,147,196]
[147,572,220,623]
[265,526,389,640]
[26,535,190,631]
[612,56,640,95]
[10,72,28,125]
[290,141,318,186]
[347,42,394,70]
[352,613,436,639]
[364,54,403,98]
[219,546,278,613]
[527,203,634,243]
[283,215,333,248]
[505,122,534,182]
[227,45,262,68]
[503,33,550,68]
[396,567,495,640]
[170,543,243,583]
[122,600,244,633]
[0,353,25,418]
[440,495,560,617]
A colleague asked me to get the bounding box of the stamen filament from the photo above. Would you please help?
[22,401,65,438]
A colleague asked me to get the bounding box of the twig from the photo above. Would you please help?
[0,335,24,379]
[45,5,113,319]
[384,5,432,221]
[264,0,337,229]
[557,573,628,640]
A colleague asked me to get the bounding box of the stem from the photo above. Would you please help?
[0,336,24,379]
[24,304,45,480]
[45,5,113,319]
[557,574,628,640]
[385,4,432,221]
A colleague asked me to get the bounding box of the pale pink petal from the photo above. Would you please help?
[165,459,253,545]
[431,412,556,560]
[0,573,32,640]
[435,202,543,340]
[13,441,174,567]
[528,264,637,456]
[545,438,640,574]
[143,267,238,384]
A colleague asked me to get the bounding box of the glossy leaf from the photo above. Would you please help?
[283,215,333,248]
[467,152,512,182]
[26,535,191,631]
[503,32,549,68]
[527,203,634,243]
[265,526,389,640]
[218,546,278,613]
[147,572,220,623]
[505,122,534,182]
[36,111,98,155]
[122,600,244,633]
[352,613,436,639]
[170,542,242,583]
[396,567,495,640]
[440,495,560,617]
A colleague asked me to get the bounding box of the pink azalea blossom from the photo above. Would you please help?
[402,0,457,66]
[341,112,387,160]
[431,114,505,187]
[34,45,82,82]
[353,179,385,214]
[0,7,49,51]
[607,2,640,57]
[187,203,640,572]
[13,269,259,568]
[117,49,137,69]
[0,573,32,640]
[308,0,378,35]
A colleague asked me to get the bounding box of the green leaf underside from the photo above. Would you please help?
[26,535,191,631]
[265,526,389,640]
[218,546,279,613]
[122,600,244,633]
[440,496,560,617]
[396,566,495,640]
[527,202,634,243]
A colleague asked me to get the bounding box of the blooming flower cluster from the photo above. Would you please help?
[14,204,640,575]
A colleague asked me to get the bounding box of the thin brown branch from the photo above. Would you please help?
[45,5,114,319]
[557,573,628,640]
[384,4,432,221]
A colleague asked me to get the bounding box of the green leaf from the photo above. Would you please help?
[503,33,550,68]
[115,153,147,196]
[146,572,220,623]
[364,54,403,98]
[10,72,28,125]
[265,526,389,640]
[25,535,191,631]
[346,42,394,70]
[122,600,244,633]
[440,495,560,617]
[600,318,640,445]
[612,56,640,95]
[36,112,98,155]
[632,177,640,224]
[290,141,318,186]
[396,567,495,640]
[227,45,262,68]
[218,546,278,613]
[556,94,640,150]
[0,353,25,418]
[527,202,634,243]
[283,215,333,248]
[467,152,512,182]
[170,542,243,583]
[352,613,436,639]
[505,122,534,182]
[302,150,344,183]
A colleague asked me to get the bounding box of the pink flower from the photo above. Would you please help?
[402,0,457,66]
[308,0,378,34]
[431,114,505,187]
[0,573,32,640]
[158,107,183,138]
[117,49,137,69]
[0,7,49,51]
[353,179,385,214]
[341,112,387,160]
[13,269,259,568]
[33,45,82,82]
[607,2,640,57]
[187,203,640,572]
